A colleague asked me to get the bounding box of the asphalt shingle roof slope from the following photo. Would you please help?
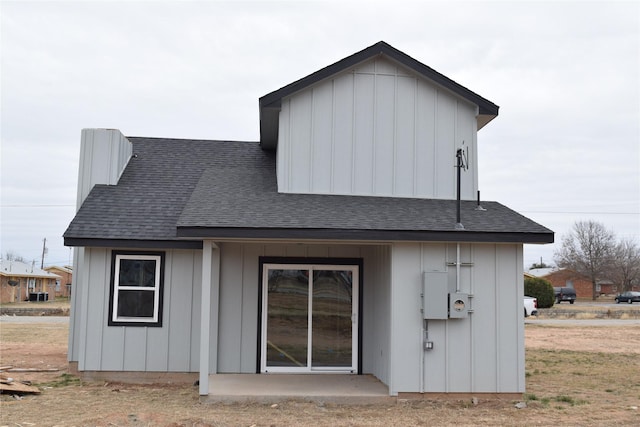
[64,137,553,246]
[63,137,273,246]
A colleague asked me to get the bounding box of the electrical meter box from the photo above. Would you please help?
[422,272,448,320]
[449,292,470,318]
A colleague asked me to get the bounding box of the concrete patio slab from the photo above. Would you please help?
[204,374,393,404]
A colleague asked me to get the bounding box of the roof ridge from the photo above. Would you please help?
[126,136,259,144]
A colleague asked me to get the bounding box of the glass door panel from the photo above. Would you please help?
[265,269,309,368]
[262,264,358,373]
[312,270,353,367]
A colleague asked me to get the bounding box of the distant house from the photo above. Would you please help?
[64,42,553,398]
[0,259,60,303]
[528,267,617,297]
[525,267,556,278]
[44,266,73,298]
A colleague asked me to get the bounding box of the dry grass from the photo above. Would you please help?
[525,348,640,422]
[537,300,640,320]
[1,321,640,426]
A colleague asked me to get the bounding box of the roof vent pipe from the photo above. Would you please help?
[475,190,486,211]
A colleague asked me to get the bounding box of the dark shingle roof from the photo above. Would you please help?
[63,137,273,247]
[64,137,553,247]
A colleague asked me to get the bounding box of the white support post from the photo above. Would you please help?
[199,241,219,395]
[211,245,220,376]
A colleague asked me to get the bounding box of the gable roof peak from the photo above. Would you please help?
[259,41,499,149]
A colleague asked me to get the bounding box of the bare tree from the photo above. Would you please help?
[530,260,552,269]
[610,239,640,292]
[4,251,26,263]
[554,220,616,300]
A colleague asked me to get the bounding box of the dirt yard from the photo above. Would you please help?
[1,319,639,426]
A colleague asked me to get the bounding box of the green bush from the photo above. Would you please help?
[525,277,555,308]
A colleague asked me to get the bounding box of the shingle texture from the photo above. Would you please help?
[64,137,272,242]
[64,137,553,245]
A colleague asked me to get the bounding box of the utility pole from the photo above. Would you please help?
[41,238,47,269]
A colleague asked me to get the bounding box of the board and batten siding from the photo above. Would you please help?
[276,57,478,200]
[70,243,391,381]
[76,129,132,209]
[72,248,202,372]
[364,245,391,385]
[70,241,523,395]
[389,242,525,395]
[68,129,134,363]
[216,242,391,384]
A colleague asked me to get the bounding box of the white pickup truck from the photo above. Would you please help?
[524,296,538,317]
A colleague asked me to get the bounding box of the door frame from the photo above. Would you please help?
[257,257,363,374]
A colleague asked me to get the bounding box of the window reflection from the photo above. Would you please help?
[312,270,352,367]
[264,266,356,370]
[266,270,309,367]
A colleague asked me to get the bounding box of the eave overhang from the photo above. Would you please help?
[176,227,553,244]
[63,238,203,250]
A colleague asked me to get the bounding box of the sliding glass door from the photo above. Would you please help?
[261,264,358,373]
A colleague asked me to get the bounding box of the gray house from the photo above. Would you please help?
[64,41,553,398]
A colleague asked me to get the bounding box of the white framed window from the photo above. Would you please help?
[108,251,165,327]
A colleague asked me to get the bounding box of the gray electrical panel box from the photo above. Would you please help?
[449,292,470,318]
[422,272,448,319]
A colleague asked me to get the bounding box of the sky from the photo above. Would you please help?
[1,0,639,270]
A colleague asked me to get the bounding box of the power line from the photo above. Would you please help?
[520,210,638,215]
